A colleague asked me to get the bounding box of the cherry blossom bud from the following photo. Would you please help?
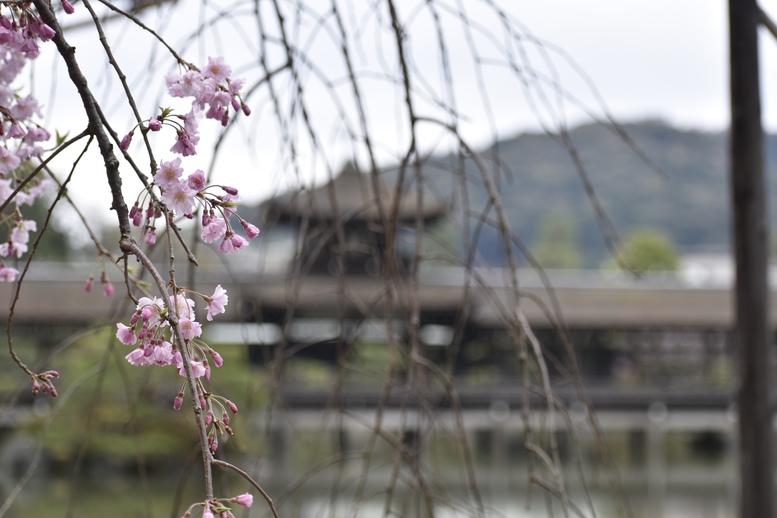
[173,392,183,410]
[147,118,162,131]
[205,411,213,426]
[38,23,56,41]
[101,271,114,297]
[120,130,134,151]
[200,396,207,410]
[222,412,230,426]
[209,349,223,367]
[222,186,238,196]
[240,220,260,239]
[85,275,94,293]
[231,97,240,112]
[62,0,75,14]
[210,436,218,453]
[233,493,253,508]
[50,388,58,397]
[226,400,238,414]
[32,380,40,394]
[241,103,251,116]
[203,511,214,518]
[144,228,156,245]
[225,425,233,436]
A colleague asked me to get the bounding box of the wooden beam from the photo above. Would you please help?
[729,1,774,516]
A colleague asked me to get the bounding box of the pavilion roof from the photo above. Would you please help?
[262,166,448,223]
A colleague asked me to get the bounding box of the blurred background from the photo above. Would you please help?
[0,0,765,516]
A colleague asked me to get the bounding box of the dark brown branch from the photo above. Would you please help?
[32,0,131,237]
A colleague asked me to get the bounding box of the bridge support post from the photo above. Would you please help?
[646,403,668,518]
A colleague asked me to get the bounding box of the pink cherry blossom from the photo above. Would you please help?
[179,317,202,340]
[218,232,237,253]
[186,170,206,191]
[171,131,197,156]
[166,70,205,98]
[202,56,231,83]
[136,296,165,327]
[10,95,41,120]
[168,293,195,320]
[230,233,248,250]
[125,348,151,366]
[177,359,207,378]
[201,217,227,243]
[0,265,18,282]
[162,180,196,216]
[7,123,25,139]
[116,323,136,345]
[25,127,50,142]
[0,146,20,174]
[152,341,174,366]
[154,157,184,189]
[205,284,228,321]
[228,78,245,95]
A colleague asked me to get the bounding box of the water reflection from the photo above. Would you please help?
[4,423,736,517]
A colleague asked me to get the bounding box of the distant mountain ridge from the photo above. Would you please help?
[416,121,756,266]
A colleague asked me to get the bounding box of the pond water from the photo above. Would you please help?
[3,433,736,518]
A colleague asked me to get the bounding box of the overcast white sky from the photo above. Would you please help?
[510,1,730,131]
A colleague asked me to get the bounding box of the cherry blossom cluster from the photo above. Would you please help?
[116,285,227,372]
[182,492,253,518]
[121,57,258,252]
[121,56,249,157]
[116,285,239,444]
[128,156,259,252]
[0,4,60,282]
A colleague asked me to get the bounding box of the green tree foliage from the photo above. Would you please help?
[532,216,583,269]
[613,229,680,273]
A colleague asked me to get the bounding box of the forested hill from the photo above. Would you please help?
[420,121,763,266]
